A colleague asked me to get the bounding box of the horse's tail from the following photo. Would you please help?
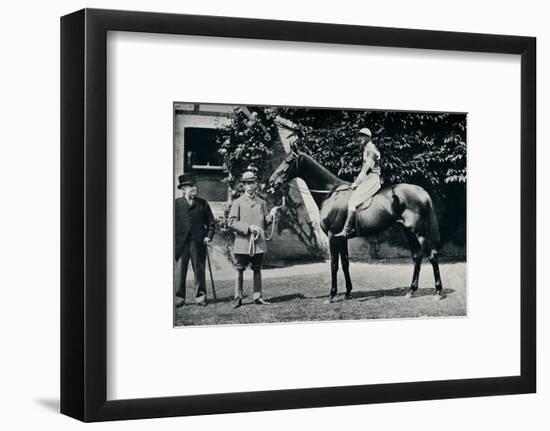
[391,184,441,249]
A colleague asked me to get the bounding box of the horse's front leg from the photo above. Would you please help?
[329,235,340,301]
[340,239,353,299]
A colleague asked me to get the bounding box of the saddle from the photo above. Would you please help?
[350,175,384,212]
[357,197,375,212]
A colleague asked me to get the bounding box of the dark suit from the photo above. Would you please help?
[175,197,215,303]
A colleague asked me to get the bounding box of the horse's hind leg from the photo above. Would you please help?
[427,246,443,299]
[329,235,340,302]
[340,239,353,299]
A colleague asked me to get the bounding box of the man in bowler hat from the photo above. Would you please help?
[228,171,278,308]
[175,173,215,306]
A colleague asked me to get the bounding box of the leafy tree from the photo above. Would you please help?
[217,106,467,247]
[275,107,466,189]
[216,108,278,198]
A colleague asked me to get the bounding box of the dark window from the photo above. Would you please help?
[184,128,223,169]
[183,127,227,202]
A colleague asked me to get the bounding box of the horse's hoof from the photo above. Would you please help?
[405,291,416,299]
[324,297,335,305]
[344,293,352,300]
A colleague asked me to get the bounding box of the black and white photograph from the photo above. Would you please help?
[174,103,467,326]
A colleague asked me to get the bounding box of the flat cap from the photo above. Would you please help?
[241,171,257,182]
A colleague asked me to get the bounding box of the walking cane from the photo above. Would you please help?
[205,244,217,300]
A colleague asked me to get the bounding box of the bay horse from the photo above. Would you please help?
[268,147,443,302]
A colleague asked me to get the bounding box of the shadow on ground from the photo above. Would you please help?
[355,287,455,301]
[311,287,454,301]
[267,293,307,303]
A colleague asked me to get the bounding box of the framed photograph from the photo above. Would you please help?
[61,8,536,422]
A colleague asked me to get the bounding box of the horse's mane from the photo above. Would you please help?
[299,152,349,187]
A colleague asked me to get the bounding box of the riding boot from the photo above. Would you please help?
[335,209,357,238]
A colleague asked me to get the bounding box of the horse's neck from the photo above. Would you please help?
[297,154,347,208]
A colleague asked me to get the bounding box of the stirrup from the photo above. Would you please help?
[334,229,346,237]
[335,213,356,238]
[335,224,356,238]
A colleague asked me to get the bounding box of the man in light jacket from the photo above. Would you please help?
[228,171,278,308]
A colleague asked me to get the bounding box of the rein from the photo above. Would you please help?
[248,230,262,257]
[287,183,352,194]
[248,196,284,256]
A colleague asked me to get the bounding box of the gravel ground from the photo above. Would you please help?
[175,261,466,326]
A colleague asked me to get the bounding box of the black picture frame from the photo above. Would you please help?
[61,8,536,422]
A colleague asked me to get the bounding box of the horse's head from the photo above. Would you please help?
[268,143,301,192]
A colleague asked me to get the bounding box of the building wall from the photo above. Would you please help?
[173,102,232,195]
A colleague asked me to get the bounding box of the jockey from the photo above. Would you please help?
[335,127,382,239]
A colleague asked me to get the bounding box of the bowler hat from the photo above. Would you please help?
[241,171,257,182]
[177,173,196,189]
